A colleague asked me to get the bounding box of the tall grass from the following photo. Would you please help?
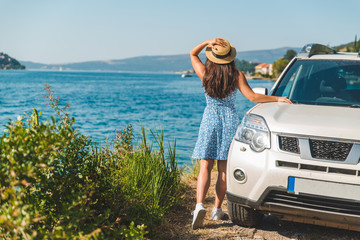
[109,124,182,226]
[0,85,182,239]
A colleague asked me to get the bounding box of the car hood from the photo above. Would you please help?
[249,102,360,141]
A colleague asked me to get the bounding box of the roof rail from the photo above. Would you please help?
[298,43,336,58]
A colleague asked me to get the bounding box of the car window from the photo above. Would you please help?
[274,60,360,107]
[282,67,301,97]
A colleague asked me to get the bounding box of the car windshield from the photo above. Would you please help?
[273,59,360,107]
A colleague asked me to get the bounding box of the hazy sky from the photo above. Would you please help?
[1,0,359,64]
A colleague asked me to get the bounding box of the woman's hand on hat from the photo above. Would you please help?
[207,38,226,48]
[277,96,292,104]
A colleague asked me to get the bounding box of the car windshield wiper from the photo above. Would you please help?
[350,104,360,108]
[289,100,358,107]
[289,100,313,105]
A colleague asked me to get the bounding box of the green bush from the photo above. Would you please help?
[0,85,182,239]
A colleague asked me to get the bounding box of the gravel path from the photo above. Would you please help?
[157,172,360,240]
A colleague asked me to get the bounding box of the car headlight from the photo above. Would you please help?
[234,114,270,152]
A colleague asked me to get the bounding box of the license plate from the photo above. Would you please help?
[288,176,360,201]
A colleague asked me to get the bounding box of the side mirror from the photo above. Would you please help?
[253,87,268,95]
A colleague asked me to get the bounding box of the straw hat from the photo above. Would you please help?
[205,39,237,64]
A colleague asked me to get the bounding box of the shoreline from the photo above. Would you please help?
[246,75,277,81]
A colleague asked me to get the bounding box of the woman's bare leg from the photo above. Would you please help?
[196,159,214,203]
[214,160,227,208]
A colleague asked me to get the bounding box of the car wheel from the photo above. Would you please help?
[228,200,263,227]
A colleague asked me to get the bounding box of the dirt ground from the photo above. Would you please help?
[157,172,360,240]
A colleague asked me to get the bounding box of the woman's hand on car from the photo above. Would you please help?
[277,96,292,104]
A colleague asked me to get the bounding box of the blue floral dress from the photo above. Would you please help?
[192,91,240,160]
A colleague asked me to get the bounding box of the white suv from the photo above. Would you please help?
[227,43,360,231]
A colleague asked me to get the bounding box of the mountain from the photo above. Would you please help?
[236,47,301,63]
[0,52,25,70]
[20,47,301,72]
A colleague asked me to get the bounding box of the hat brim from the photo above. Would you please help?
[205,45,237,64]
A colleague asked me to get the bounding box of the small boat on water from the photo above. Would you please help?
[181,73,192,78]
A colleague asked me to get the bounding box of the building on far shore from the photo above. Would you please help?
[255,63,273,76]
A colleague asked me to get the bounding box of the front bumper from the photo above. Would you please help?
[227,190,360,231]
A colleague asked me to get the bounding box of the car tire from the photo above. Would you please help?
[228,200,263,227]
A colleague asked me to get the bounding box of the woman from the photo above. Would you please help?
[190,38,291,230]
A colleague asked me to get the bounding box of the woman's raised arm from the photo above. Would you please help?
[190,39,226,81]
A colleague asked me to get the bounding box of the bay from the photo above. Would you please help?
[0,70,275,166]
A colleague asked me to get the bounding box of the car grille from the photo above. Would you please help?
[263,190,360,216]
[309,139,352,161]
[279,136,299,154]
[278,135,354,162]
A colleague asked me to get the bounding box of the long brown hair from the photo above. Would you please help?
[202,59,239,99]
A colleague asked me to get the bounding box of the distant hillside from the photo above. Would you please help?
[0,52,25,70]
[20,47,300,72]
[334,42,353,50]
[236,47,301,63]
[334,40,360,52]
[21,55,193,72]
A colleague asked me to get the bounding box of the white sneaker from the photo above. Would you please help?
[211,207,225,220]
[191,204,206,230]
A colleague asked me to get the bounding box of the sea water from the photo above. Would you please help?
[0,70,275,165]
